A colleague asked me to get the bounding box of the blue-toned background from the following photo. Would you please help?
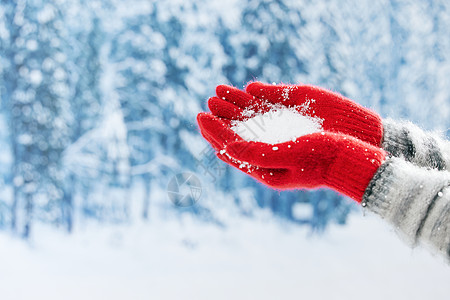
[0,0,449,299]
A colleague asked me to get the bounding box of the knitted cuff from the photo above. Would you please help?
[382,118,449,170]
[363,157,450,260]
[325,139,386,202]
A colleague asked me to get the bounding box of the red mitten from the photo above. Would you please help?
[208,82,383,146]
[197,113,386,202]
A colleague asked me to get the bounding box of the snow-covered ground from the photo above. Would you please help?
[0,210,449,300]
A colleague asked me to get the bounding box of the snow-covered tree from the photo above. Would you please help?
[1,0,73,236]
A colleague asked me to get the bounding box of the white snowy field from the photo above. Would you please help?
[0,210,449,300]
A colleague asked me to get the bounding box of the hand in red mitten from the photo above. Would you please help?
[198,82,387,202]
[208,82,383,146]
[197,113,386,202]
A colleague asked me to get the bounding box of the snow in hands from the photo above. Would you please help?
[230,103,323,144]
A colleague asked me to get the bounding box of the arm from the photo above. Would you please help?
[199,82,450,262]
[363,157,450,261]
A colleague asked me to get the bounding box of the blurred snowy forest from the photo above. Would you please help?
[0,0,449,238]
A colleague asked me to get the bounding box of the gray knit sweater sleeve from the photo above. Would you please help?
[363,157,450,261]
[382,118,450,170]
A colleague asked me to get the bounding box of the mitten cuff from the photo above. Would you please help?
[325,138,386,202]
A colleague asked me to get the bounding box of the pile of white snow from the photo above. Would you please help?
[230,104,323,144]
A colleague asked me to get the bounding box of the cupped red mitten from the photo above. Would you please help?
[208,82,383,147]
[197,113,387,202]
